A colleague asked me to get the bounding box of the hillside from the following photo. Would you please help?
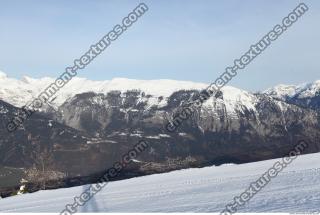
[0,152,319,213]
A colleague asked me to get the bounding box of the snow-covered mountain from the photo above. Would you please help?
[0,70,260,115]
[264,80,320,100]
[1,70,319,114]
[0,71,319,198]
[1,152,319,213]
[264,80,320,110]
[0,70,208,108]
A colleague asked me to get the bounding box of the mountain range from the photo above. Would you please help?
[0,71,319,196]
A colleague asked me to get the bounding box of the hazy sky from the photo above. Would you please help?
[0,0,319,91]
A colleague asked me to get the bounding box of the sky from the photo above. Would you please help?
[0,0,319,92]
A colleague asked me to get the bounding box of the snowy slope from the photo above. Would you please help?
[0,152,319,213]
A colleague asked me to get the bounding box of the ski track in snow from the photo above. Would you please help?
[0,153,320,213]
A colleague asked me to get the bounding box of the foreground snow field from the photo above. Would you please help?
[0,153,320,213]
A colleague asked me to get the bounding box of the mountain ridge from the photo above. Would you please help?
[1,70,319,112]
[0,70,319,197]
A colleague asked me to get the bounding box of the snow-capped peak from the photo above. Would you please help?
[21,76,37,84]
[263,84,298,100]
[295,80,320,98]
[264,80,320,100]
[0,71,7,79]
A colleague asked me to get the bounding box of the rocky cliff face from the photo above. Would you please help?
[52,87,320,165]
[0,74,319,195]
